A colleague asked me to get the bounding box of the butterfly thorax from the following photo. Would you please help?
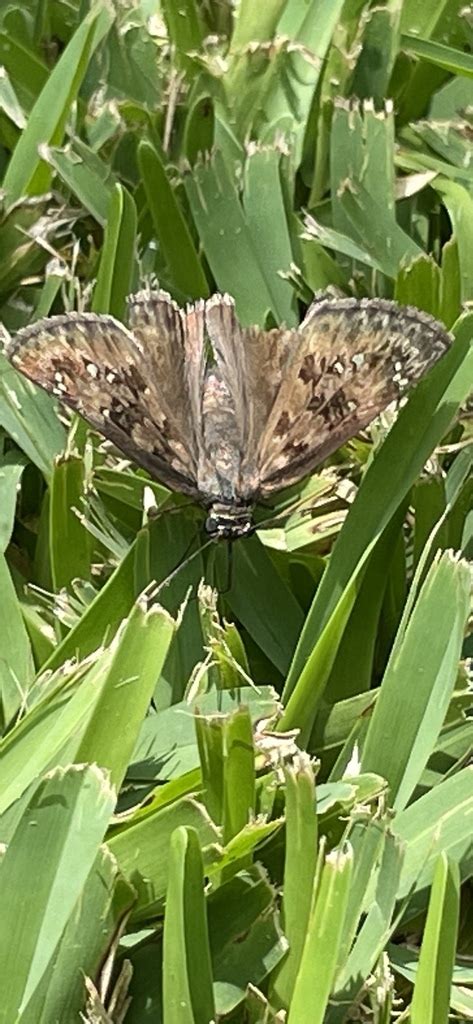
[204,501,254,540]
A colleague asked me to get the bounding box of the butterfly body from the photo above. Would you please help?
[4,290,452,539]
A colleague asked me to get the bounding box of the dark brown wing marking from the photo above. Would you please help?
[256,298,452,494]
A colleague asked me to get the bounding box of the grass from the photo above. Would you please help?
[0,1,472,1021]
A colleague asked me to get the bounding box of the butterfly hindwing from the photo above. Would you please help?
[6,307,200,497]
[255,298,452,494]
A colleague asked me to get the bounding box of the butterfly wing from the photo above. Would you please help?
[5,304,200,497]
[127,289,203,460]
[255,298,452,495]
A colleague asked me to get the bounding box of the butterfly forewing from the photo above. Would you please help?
[255,298,452,494]
[6,305,201,497]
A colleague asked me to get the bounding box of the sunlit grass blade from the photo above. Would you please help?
[394,766,473,920]
[329,829,403,1022]
[360,550,470,810]
[185,150,290,325]
[74,597,177,789]
[0,552,35,727]
[0,764,115,1022]
[410,854,460,1024]
[287,845,353,1024]
[163,827,215,1024]
[270,759,318,1011]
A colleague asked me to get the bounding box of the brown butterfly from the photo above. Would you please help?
[4,290,452,539]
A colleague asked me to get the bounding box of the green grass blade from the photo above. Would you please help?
[394,766,473,920]
[195,712,225,824]
[395,253,441,318]
[226,534,304,675]
[223,706,256,846]
[23,845,135,1024]
[138,140,209,301]
[351,4,401,103]
[270,760,318,1011]
[329,830,403,1023]
[410,854,460,1024]
[0,449,27,553]
[0,32,48,106]
[434,178,473,301]
[108,797,220,922]
[41,141,114,225]
[185,150,289,324]
[243,146,297,327]
[40,535,138,672]
[361,551,470,810]
[74,598,177,790]
[92,182,137,320]
[0,552,35,727]
[270,0,345,158]
[230,0,286,49]
[49,452,93,594]
[287,845,353,1024]
[402,33,473,77]
[160,0,205,75]
[3,6,113,202]
[163,827,216,1024]
[0,764,115,1022]
[0,653,117,819]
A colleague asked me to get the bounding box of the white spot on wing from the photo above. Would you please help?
[352,353,365,368]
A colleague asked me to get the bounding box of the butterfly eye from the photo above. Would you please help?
[205,512,220,536]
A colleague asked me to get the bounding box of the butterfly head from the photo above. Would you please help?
[204,502,254,541]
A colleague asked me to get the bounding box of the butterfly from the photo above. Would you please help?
[4,290,452,540]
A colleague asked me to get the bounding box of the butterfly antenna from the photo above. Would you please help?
[150,537,214,601]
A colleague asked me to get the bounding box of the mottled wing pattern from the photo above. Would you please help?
[256,298,452,495]
[204,294,296,496]
[4,293,453,519]
[5,306,200,497]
